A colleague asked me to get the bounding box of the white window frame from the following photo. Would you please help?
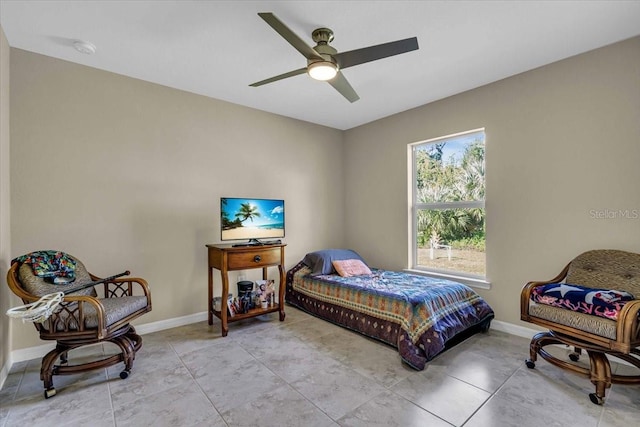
[408,128,488,285]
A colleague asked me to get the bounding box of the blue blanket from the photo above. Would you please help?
[531,283,634,320]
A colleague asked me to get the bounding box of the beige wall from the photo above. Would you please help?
[9,49,345,350]
[7,36,640,353]
[1,26,12,377]
[343,36,640,326]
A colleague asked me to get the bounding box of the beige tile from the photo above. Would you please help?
[0,370,22,403]
[221,384,336,427]
[280,313,345,341]
[329,337,413,388]
[610,359,640,376]
[290,363,386,420]
[8,360,28,374]
[4,375,112,427]
[391,364,490,426]
[465,395,569,427]
[113,381,223,427]
[225,313,284,336]
[64,413,117,427]
[0,376,19,424]
[180,340,255,380]
[108,347,194,408]
[229,322,312,360]
[431,346,521,393]
[194,356,286,414]
[338,390,452,427]
[148,320,226,356]
[13,357,108,402]
[308,323,383,359]
[0,403,8,425]
[256,337,345,383]
[599,382,640,426]
[282,305,314,322]
[496,365,602,426]
[4,315,640,427]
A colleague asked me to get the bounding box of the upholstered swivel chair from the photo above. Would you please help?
[521,249,640,404]
[7,252,152,398]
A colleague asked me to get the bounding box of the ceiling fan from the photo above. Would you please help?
[250,13,419,103]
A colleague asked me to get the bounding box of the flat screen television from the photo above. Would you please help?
[220,197,285,244]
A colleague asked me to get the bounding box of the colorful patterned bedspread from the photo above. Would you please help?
[286,262,494,370]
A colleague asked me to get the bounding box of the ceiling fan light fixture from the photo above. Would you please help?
[308,61,338,81]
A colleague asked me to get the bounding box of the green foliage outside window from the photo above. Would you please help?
[415,137,485,251]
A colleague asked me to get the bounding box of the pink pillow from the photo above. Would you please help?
[332,259,372,277]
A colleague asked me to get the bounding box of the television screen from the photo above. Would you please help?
[221,197,285,242]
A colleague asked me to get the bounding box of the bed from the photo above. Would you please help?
[285,249,495,370]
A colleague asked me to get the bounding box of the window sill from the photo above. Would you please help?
[403,268,491,290]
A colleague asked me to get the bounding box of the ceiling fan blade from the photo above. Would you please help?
[258,13,323,61]
[250,68,308,87]
[327,72,360,103]
[334,37,419,69]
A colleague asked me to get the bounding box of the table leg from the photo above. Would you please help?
[221,270,229,337]
[278,264,286,321]
[207,267,213,326]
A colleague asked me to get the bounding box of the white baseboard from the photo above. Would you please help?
[0,359,9,391]
[490,319,541,339]
[10,342,56,365]
[134,311,208,335]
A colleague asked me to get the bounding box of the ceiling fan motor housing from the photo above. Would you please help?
[309,28,338,68]
[312,28,334,44]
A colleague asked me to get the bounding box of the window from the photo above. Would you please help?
[410,129,485,278]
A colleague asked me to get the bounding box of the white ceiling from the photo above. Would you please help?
[2,1,639,130]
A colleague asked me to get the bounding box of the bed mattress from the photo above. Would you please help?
[285,261,494,370]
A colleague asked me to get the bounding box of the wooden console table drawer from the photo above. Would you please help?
[227,248,281,269]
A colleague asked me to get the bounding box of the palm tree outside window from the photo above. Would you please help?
[410,129,486,278]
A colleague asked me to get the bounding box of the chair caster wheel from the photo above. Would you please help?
[119,370,130,379]
[525,359,535,369]
[44,388,56,399]
[569,353,580,362]
[589,393,604,405]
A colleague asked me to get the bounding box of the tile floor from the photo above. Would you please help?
[1,307,639,426]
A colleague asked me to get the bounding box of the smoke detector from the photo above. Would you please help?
[73,40,96,55]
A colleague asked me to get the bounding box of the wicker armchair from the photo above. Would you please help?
[7,253,152,398]
[521,249,640,404]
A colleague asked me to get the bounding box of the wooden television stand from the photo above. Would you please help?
[206,243,286,336]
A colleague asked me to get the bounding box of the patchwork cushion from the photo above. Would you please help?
[13,250,77,281]
[531,283,634,320]
[302,249,368,276]
[332,259,372,277]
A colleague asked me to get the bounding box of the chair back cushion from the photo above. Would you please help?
[566,249,640,297]
[18,255,97,298]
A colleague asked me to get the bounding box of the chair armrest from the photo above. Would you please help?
[616,300,640,348]
[45,295,107,337]
[520,262,571,320]
[90,273,151,300]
